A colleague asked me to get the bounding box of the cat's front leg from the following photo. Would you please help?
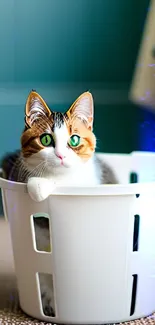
[27,177,56,202]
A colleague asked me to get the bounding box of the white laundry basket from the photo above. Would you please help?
[1,151,155,324]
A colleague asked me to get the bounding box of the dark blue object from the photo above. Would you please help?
[138,107,155,152]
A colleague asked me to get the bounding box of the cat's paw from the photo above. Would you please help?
[43,303,55,317]
[27,177,55,202]
[40,274,55,317]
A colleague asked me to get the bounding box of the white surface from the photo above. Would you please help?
[1,152,155,323]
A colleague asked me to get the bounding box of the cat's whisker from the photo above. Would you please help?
[36,162,46,178]
[24,160,45,172]
[28,163,46,178]
[17,160,47,181]
[39,164,47,178]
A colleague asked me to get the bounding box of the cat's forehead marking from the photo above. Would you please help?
[53,112,64,129]
[54,123,69,154]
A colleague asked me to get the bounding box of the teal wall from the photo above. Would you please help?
[0,0,149,159]
[0,0,149,84]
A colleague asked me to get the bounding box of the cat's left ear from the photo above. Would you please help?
[65,92,94,130]
[25,91,51,127]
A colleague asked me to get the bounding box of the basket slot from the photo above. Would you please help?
[130,172,138,183]
[133,215,140,252]
[130,274,138,316]
[38,272,56,317]
[32,213,52,253]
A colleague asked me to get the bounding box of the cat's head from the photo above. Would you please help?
[21,91,96,174]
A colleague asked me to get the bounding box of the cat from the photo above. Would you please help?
[1,90,118,317]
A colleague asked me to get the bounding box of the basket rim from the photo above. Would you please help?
[0,177,155,196]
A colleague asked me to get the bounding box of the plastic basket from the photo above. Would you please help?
[0,151,155,324]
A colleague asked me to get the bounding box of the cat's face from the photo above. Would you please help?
[21,91,96,174]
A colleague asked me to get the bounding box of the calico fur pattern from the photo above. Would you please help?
[1,90,117,317]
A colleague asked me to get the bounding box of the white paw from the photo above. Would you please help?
[27,177,56,202]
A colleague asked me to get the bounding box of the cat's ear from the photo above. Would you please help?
[66,92,94,130]
[25,91,51,127]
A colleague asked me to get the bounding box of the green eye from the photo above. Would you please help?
[69,134,80,147]
[40,133,54,147]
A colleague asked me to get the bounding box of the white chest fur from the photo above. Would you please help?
[27,157,101,202]
[48,157,100,186]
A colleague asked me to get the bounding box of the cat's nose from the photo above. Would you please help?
[55,150,66,160]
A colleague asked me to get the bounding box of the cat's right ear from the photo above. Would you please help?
[25,91,51,127]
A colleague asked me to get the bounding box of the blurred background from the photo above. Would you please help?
[0,0,153,213]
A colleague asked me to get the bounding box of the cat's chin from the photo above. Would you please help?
[50,157,81,171]
[50,154,80,169]
[55,159,74,169]
[60,161,70,168]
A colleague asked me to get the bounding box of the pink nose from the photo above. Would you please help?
[55,151,65,160]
